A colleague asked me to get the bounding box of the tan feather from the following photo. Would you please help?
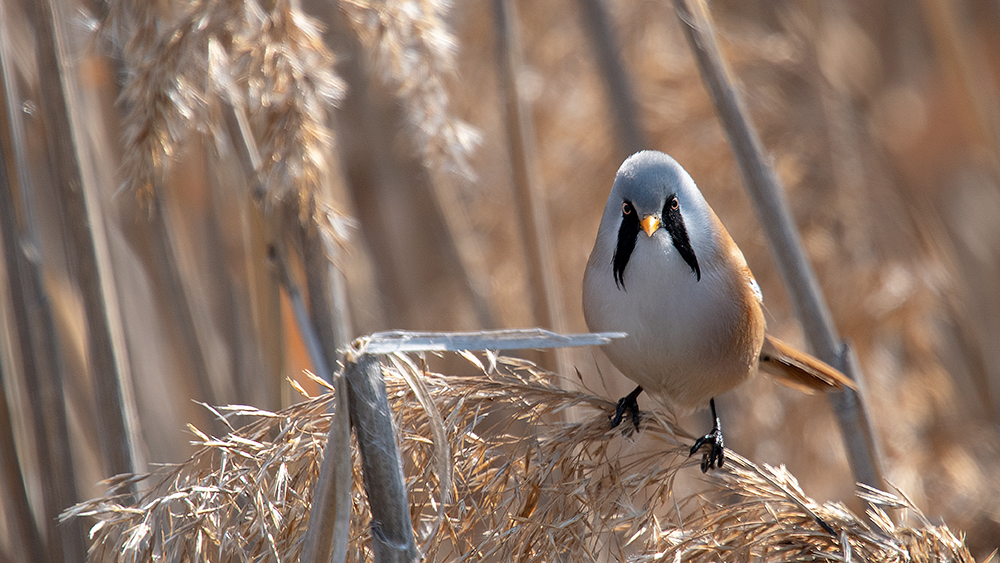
[758,335,858,393]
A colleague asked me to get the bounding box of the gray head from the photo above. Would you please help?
[600,151,716,288]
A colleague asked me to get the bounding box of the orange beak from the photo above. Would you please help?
[640,214,661,237]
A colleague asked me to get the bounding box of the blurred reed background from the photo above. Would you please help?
[0,0,998,561]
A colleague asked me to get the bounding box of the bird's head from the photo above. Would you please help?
[605,151,715,289]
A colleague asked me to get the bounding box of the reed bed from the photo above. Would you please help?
[65,351,973,562]
[3,0,999,560]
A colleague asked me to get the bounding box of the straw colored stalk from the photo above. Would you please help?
[491,0,570,377]
[0,37,75,562]
[30,0,143,504]
[575,0,647,157]
[65,349,973,562]
[0,161,50,561]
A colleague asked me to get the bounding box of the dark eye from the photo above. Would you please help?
[669,197,679,211]
[622,201,633,215]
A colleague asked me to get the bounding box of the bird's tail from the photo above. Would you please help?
[758,335,858,393]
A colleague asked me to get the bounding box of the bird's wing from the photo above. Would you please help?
[758,335,858,393]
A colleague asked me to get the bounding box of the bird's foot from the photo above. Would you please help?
[610,386,643,433]
[689,426,724,472]
[689,398,724,472]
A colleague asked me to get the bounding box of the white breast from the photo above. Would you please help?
[583,227,756,414]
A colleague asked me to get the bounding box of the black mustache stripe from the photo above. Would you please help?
[612,200,639,290]
[664,195,701,281]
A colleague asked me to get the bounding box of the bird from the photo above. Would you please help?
[583,150,855,472]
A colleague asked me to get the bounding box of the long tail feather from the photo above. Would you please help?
[758,335,858,393]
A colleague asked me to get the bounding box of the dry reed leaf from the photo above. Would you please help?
[64,351,973,562]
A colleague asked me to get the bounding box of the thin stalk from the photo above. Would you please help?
[919,0,1000,171]
[202,155,257,407]
[492,0,570,375]
[0,354,45,562]
[2,2,92,560]
[359,328,623,354]
[299,386,351,563]
[0,91,52,563]
[221,103,284,411]
[576,0,647,157]
[26,0,143,486]
[301,208,353,372]
[150,192,227,408]
[672,0,885,490]
[275,233,351,563]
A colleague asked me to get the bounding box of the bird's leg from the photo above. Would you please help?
[610,386,643,432]
[689,398,724,472]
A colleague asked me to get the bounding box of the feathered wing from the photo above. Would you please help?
[758,335,858,393]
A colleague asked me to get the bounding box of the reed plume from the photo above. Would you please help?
[64,351,973,562]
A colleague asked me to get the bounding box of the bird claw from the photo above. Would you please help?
[689,427,725,472]
[610,387,642,433]
[689,398,724,472]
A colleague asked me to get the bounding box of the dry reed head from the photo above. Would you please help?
[64,351,974,562]
[234,1,344,199]
[100,0,473,202]
[108,0,249,200]
[340,0,480,179]
[113,0,343,201]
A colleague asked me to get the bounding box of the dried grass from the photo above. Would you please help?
[65,352,973,562]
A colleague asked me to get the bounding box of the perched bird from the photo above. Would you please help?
[583,150,855,472]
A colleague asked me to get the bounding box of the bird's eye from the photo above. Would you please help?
[622,201,633,215]
[669,197,679,211]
